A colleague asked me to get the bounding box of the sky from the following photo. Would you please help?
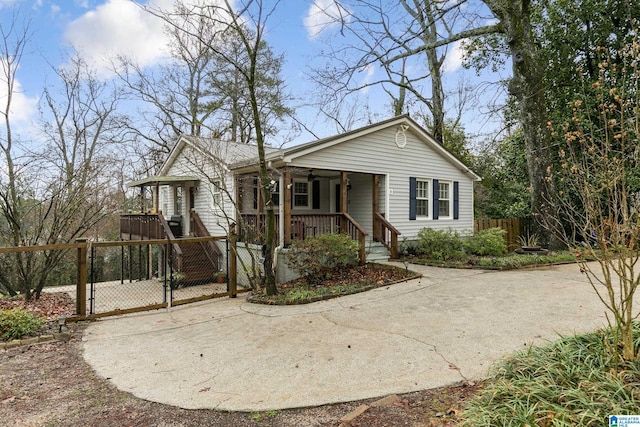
[0,0,503,148]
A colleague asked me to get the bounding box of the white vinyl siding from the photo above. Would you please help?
[165,143,235,236]
[286,126,474,239]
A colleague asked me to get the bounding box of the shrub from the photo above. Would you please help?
[286,233,359,284]
[461,323,640,426]
[417,228,464,260]
[463,227,507,256]
[399,238,423,257]
[0,308,45,341]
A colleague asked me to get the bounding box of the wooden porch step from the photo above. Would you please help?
[177,242,219,284]
[366,242,390,263]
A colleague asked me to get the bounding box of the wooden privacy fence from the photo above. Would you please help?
[474,217,532,250]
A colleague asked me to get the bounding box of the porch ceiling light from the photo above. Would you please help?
[307,170,316,182]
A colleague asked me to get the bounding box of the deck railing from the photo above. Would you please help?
[373,212,400,259]
[239,213,368,264]
[120,213,183,272]
[120,213,168,240]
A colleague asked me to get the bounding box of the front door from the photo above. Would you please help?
[330,179,344,213]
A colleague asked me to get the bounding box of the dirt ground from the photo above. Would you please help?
[1,295,482,427]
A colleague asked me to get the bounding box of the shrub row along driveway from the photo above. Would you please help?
[82,262,616,412]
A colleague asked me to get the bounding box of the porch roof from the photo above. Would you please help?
[127,175,200,188]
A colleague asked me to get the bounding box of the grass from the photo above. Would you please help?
[402,250,578,270]
[460,323,640,426]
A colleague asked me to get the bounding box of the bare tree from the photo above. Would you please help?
[119,1,290,175]
[319,0,557,237]
[115,6,223,174]
[0,48,127,299]
[0,10,33,296]
[143,0,288,295]
[310,0,493,143]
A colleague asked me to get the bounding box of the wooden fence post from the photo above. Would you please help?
[76,238,88,317]
[229,232,238,298]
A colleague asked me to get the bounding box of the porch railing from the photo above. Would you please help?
[239,213,368,264]
[120,213,168,240]
[373,213,400,259]
[120,213,183,272]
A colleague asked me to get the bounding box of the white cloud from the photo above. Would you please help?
[0,0,18,9]
[0,71,38,124]
[442,40,464,73]
[304,0,350,40]
[357,63,375,94]
[64,0,173,77]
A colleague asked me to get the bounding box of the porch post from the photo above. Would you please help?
[257,176,263,235]
[234,174,241,236]
[283,169,291,246]
[153,182,160,213]
[340,171,348,233]
[373,174,380,242]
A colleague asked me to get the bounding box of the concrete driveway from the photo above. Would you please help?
[82,262,613,411]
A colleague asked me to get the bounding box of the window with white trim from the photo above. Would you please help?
[211,180,222,206]
[416,179,430,217]
[293,180,310,208]
[161,187,168,215]
[438,181,451,218]
[174,187,183,215]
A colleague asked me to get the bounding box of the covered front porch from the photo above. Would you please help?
[235,168,400,263]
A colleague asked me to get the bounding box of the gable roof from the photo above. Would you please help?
[229,115,480,181]
[159,134,281,176]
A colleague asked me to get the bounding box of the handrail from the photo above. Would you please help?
[189,210,221,270]
[190,210,210,237]
[374,212,400,259]
[342,213,367,265]
[342,213,368,236]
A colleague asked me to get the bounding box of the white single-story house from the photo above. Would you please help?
[122,115,481,283]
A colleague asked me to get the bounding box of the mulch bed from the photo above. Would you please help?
[0,293,76,321]
[249,263,420,305]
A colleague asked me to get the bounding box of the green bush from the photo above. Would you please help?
[463,227,507,256]
[0,308,45,341]
[417,228,464,260]
[286,233,359,284]
[399,238,423,257]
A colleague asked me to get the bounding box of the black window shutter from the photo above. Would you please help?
[312,180,320,209]
[453,181,459,220]
[409,177,416,220]
[432,179,439,220]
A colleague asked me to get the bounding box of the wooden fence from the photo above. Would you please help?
[474,217,532,250]
[0,236,240,320]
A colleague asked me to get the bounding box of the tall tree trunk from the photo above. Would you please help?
[486,0,558,241]
[248,49,277,296]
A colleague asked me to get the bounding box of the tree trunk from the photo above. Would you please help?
[249,61,278,296]
[486,0,559,243]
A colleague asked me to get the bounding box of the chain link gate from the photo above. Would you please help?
[85,236,242,317]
